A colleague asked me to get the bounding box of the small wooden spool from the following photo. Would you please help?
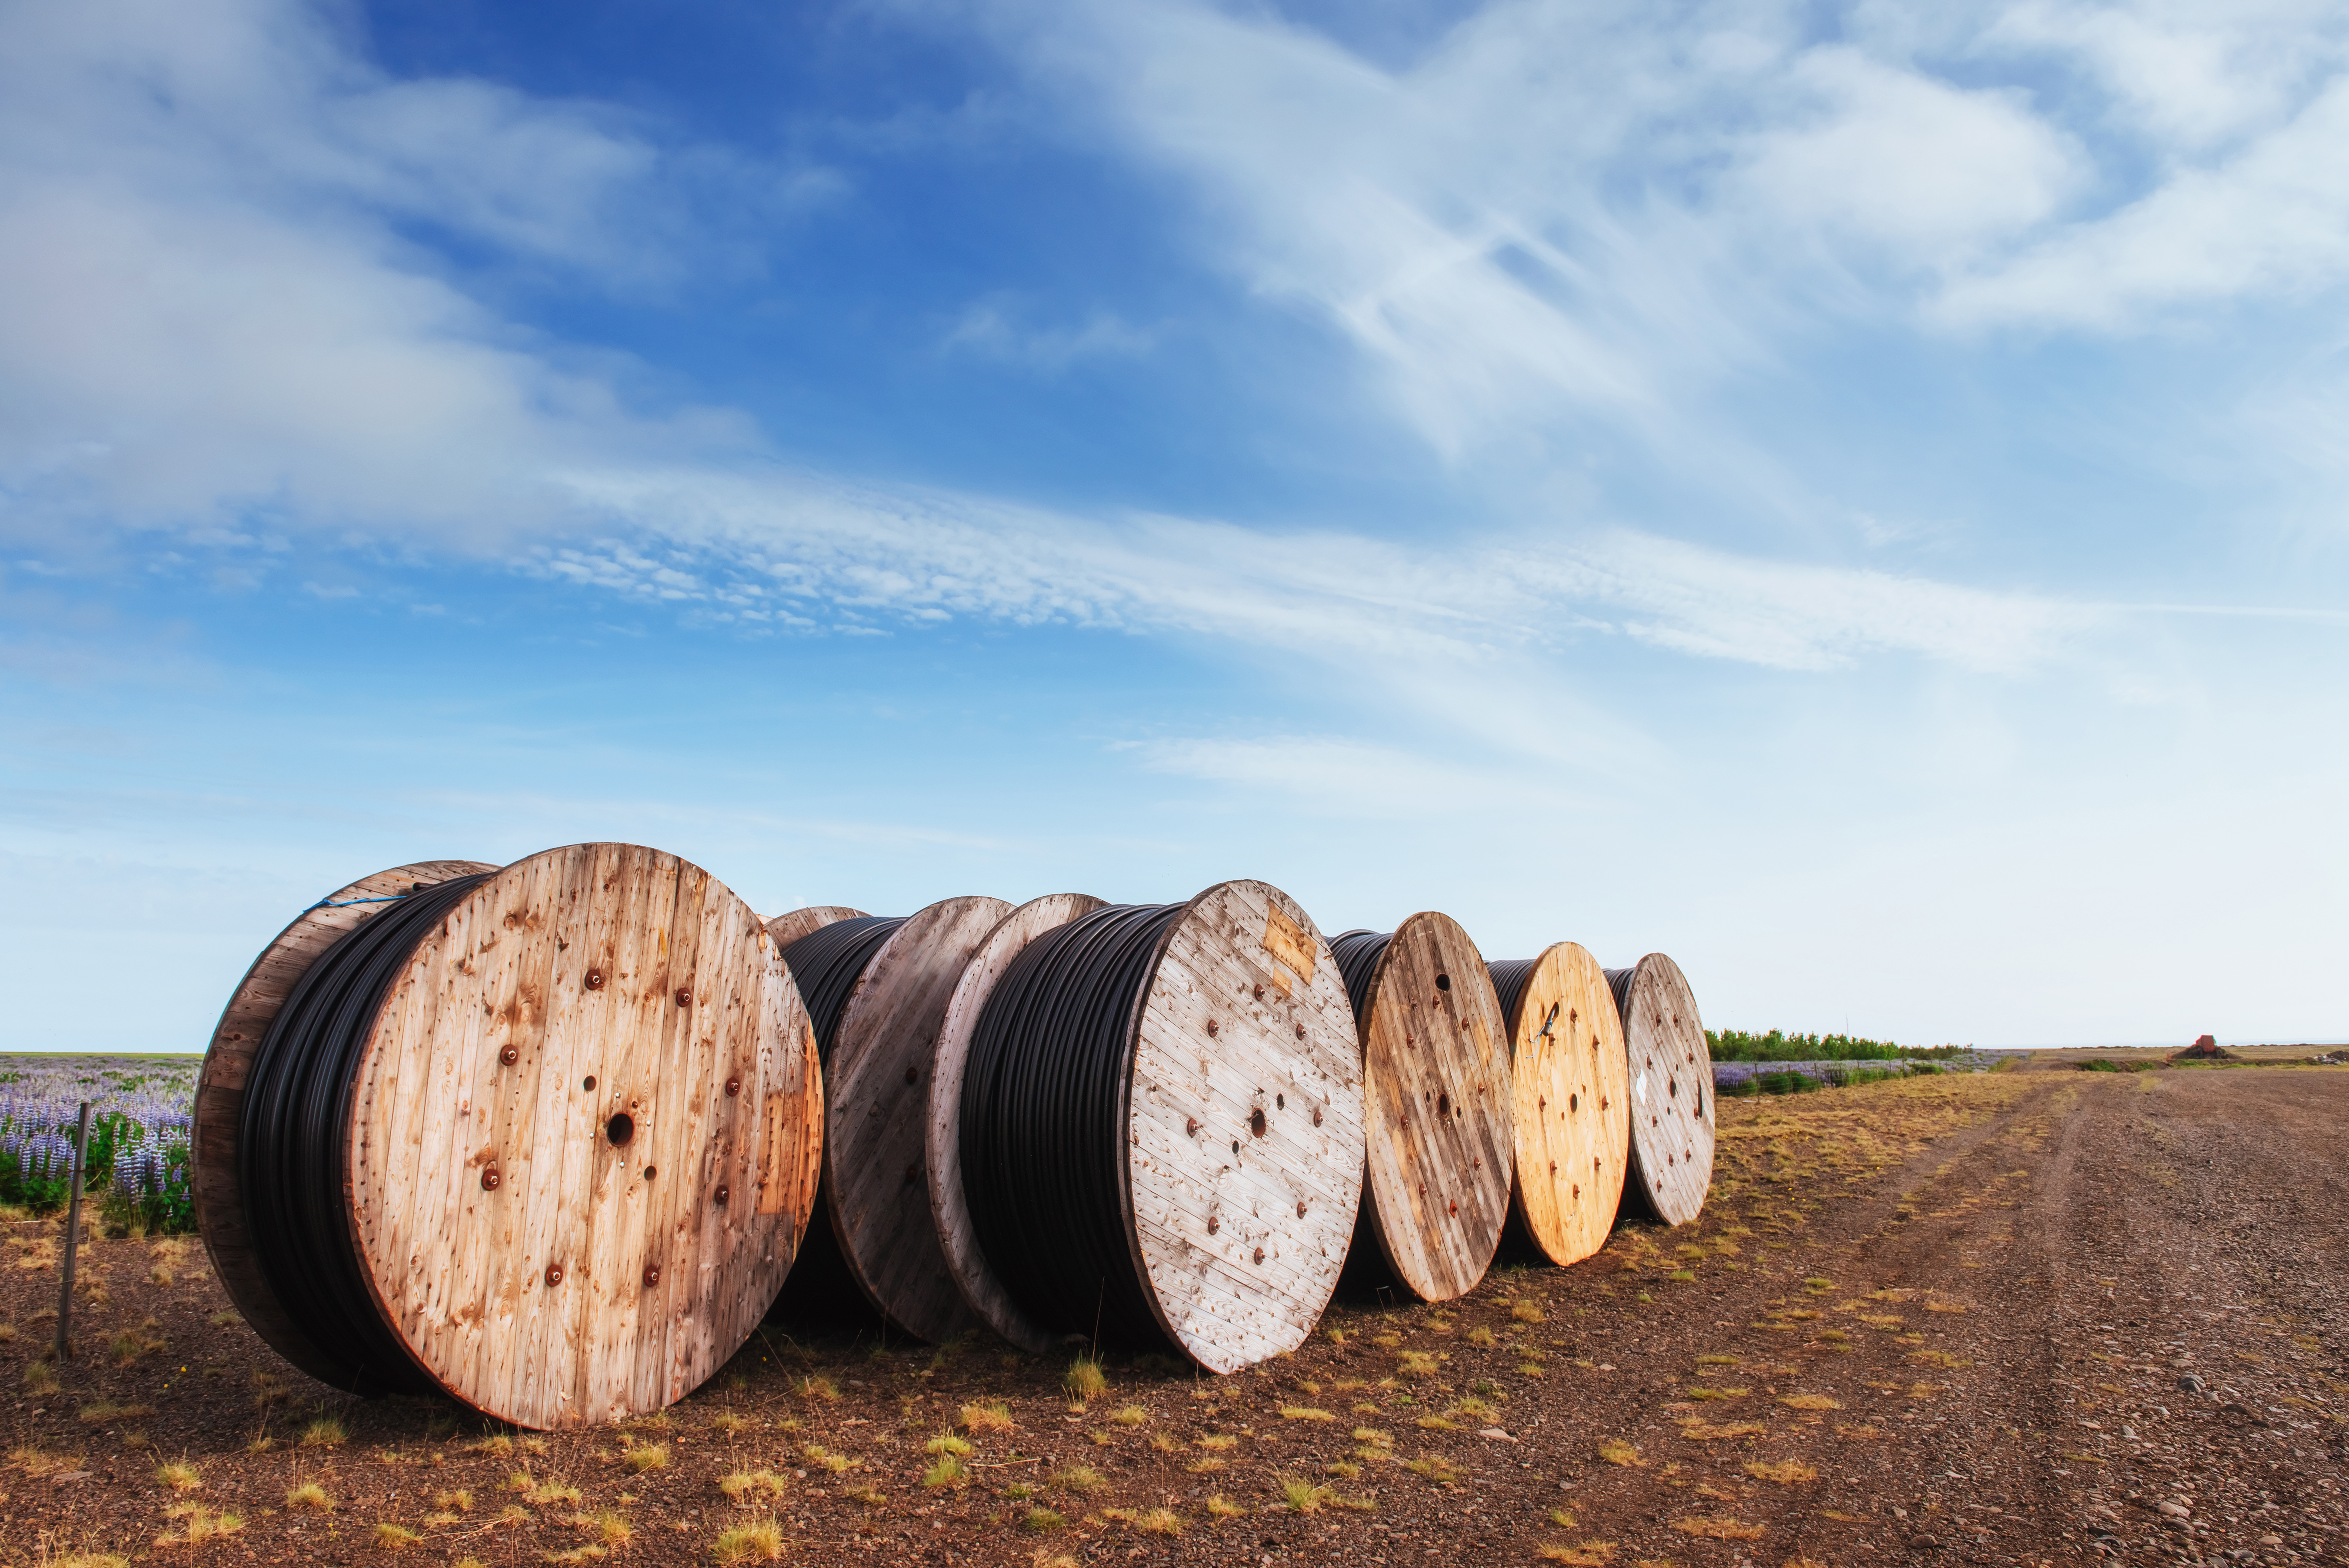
[1336,914,1514,1302]
[1606,953,1713,1227]
[1487,943,1630,1267]
[195,859,498,1389]
[819,895,1012,1342]
[764,906,869,948]
[928,892,1106,1353]
[1125,881,1366,1370]
[200,844,826,1429]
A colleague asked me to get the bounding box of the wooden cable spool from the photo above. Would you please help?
[1605,952,1713,1226]
[195,844,825,1428]
[928,892,1107,1353]
[1330,914,1514,1302]
[764,906,869,948]
[808,895,1012,1342]
[960,881,1365,1372]
[1485,942,1630,1266]
[195,859,498,1389]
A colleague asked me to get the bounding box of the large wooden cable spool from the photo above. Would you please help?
[1485,943,1630,1267]
[808,895,1012,1343]
[764,907,869,948]
[928,893,1107,1353]
[199,844,826,1429]
[960,882,1365,1372]
[195,859,499,1389]
[1329,914,1514,1302]
[1605,953,1713,1226]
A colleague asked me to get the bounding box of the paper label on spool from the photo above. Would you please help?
[1635,1072,1647,1104]
[1259,907,1315,982]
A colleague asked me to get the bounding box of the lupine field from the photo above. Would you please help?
[0,1054,196,1233]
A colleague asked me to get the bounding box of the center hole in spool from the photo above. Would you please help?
[1249,1108,1267,1138]
[1436,1091,1450,1118]
[1435,973,1450,991]
[605,1112,635,1147]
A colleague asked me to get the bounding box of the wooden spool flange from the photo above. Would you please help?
[195,859,500,1389]
[929,893,1107,1353]
[1341,913,1514,1302]
[1489,943,1630,1267]
[341,843,823,1427]
[764,907,869,948]
[1606,953,1713,1227]
[819,895,1012,1342]
[1125,881,1365,1371]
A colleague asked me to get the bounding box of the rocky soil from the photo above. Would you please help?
[3,1066,2343,1567]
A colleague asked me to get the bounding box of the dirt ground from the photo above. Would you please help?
[3,1067,2345,1568]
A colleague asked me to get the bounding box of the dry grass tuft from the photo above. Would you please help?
[710,1517,784,1564]
[1280,1406,1335,1422]
[1743,1459,1818,1484]
[1205,1495,1245,1519]
[1063,1356,1107,1404]
[299,1416,347,1447]
[286,1481,332,1511]
[1538,1544,1617,1565]
[1051,1464,1106,1493]
[155,1459,200,1492]
[372,1522,423,1550]
[1672,1516,1766,1540]
[794,1375,839,1403]
[1778,1394,1841,1410]
[1596,1438,1642,1466]
[621,1442,669,1473]
[1109,1403,1147,1427]
[960,1400,1015,1433]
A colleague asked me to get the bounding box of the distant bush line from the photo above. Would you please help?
[1705,1028,1967,1064]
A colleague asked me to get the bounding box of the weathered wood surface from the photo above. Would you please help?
[928,894,1106,1352]
[194,859,499,1390]
[1125,880,1366,1373]
[1606,953,1713,1227]
[822,895,1011,1343]
[764,907,868,948]
[1496,942,1630,1267]
[1353,912,1513,1302]
[344,844,823,1429]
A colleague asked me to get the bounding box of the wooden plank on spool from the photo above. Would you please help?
[764,907,869,948]
[1607,953,1713,1228]
[928,894,1106,1353]
[194,859,498,1391]
[1495,942,1630,1267]
[821,895,1011,1342]
[344,843,822,1430]
[1352,913,1514,1302]
[1125,880,1367,1373]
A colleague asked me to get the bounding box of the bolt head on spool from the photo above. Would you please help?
[1207,1216,1219,1234]
[498,1046,518,1066]
[1206,1019,1219,1036]
[480,1168,501,1191]
[724,1076,741,1097]
[674,986,691,1008]
[714,1183,730,1207]
[584,968,605,991]
[643,1264,662,1287]
[545,1263,564,1287]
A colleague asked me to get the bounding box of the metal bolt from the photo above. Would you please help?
[1312,1108,1322,1127]
[1294,1023,1305,1039]
[1253,1247,1265,1264]
[643,1264,662,1287]
[725,1076,741,1098]
[1207,1216,1219,1234]
[1206,1019,1219,1036]
[902,1164,919,1187]
[1295,1201,1306,1218]
[498,1046,518,1066]
[545,1263,564,1287]
[481,1168,501,1191]
[675,987,691,1008]
[585,968,606,991]
[904,1067,918,1085]
[714,1184,729,1207]
[1252,983,1264,1000]
[1448,1201,1459,1216]
[1186,1117,1199,1137]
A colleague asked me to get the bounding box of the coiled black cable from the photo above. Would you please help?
[239,874,492,1395]
[1486,958,1538,1036]
[781,916,909,1061]
[1328,929,1391,1029]
[960,902,1186,1351]
[766,915,908,1328]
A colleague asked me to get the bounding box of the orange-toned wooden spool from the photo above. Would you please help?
[1486,942,1631,1266]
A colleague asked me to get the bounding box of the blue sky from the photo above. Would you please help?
[4,0,2346,1052]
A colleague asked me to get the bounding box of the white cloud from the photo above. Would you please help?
[943,299,1161,369]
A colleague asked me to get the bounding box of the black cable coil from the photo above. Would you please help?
[1327,929,1392,1026]
[960,901,1186,1351]
[781,915,909,1061]
[239,874,492,1396]
[1486,958,1538,1033]
[766,914,908,1326]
